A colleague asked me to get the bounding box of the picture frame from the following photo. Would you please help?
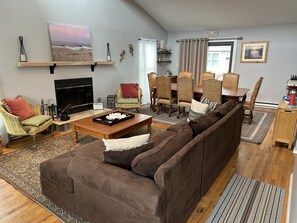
[240,41,269,63]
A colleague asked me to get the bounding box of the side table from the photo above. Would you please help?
[272,100,297,149]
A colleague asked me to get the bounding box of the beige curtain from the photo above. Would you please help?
[179,38,209,85]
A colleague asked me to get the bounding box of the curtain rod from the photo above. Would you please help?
[176,36,243,42]
[138,38,159,42]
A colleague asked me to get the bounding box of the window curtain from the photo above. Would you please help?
[179,38,209,85]
[138,38,157,105]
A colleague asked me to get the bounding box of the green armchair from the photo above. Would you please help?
[0,101,53,146]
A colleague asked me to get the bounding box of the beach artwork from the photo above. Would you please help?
[48,23,93,61]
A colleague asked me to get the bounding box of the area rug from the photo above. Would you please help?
[207,174,285,223]
[241,111,275,144]
[0,126,164,223]
[140,105,187,125]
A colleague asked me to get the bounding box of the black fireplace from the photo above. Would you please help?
[54,77,94,115]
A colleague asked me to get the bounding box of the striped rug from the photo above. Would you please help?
[207,174,285,223]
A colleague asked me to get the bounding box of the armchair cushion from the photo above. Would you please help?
[121,83,139,98]
[4,96,34,120]
[22,115,52,127]
[117,98,140,104]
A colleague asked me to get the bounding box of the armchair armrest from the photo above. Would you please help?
[67,155,165,216]
[0,107,28,135]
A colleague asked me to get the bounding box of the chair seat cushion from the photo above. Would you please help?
[121,83,139,98]
[117,98,140,104]
[22,115,52,126]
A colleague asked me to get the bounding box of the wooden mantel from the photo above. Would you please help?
[16,60,115,74]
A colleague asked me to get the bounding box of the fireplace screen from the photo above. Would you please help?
[54,77,94,115]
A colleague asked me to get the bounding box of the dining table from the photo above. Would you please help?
[152,83,249,110]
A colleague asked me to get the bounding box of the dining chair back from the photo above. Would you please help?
[243,77,264,124]
[147,72,157,110]
[199,72,215,86]
[222,73,240,90]
[156,76,177,117]
[179,71,193,79]
[177,77,194,118]
[203,79,222,103]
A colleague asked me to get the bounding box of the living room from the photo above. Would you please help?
[1,0,297,222]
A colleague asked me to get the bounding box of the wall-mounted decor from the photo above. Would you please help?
[48,23,93,61]
[19,36,27,62]
[240,41,269,63]
[120,50,126,62]
[129,44,134,56]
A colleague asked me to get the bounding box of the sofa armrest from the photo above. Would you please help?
[67,155,165,216]
[154,134,205,223]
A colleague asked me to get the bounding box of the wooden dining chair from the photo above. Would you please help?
[177,77,194,118]
[199,72,215,86]
[147,72,157,111]
[243,77,263,124]
[202,79,222,103]
[156,76,177,117]
[179,71,193,79]
[222,73,240,90]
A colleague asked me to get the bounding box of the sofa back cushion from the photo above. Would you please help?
[188,113,220,137]
[212,100,236,118]
[131,125,193,178]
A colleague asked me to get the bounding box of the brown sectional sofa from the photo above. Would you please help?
[40,101,244,223]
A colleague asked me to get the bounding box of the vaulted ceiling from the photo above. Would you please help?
[133,0,297,32]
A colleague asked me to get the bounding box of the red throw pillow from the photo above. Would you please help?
[4,96,34,120]
[121,83,139,98]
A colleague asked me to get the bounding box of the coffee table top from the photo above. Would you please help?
[71,110,152,136]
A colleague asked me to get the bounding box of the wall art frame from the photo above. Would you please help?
[240,41,269,63]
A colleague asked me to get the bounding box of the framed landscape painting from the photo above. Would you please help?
[240,41,269,63]
[48,23,93,61]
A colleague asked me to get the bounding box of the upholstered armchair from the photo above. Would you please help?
[115,84,142,112]
[0,98,53,146]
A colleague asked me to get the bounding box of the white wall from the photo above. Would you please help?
[168,24,297,104]
[0,0,167,105]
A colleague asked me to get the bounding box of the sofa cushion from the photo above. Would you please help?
[22,115,52,126]
[200,96,221,112]
[188,113,220,137]
[188,99,209,121]
[131,125,193,178]
[213,100,236,118]
[150,130,176,146]
[3,96,34,120]
[166,120,188,132]
[102,134,150,151]
[104,141,154,170]
[121,83,139,98]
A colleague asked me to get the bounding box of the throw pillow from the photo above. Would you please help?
[102,133,150,151]
[131,125,193,178]
[213,100,236,118]
[120,83,139,98]
[188,99,209,122]
[188,112,220,137]
[22,115,52,126]
[0,99,12,113]
[3,96,34,120]
[200,96,221,112]
[104,141,154,170]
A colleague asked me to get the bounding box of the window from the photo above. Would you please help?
[206,41,235,77]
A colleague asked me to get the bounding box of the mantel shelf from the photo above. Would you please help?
[16,60,115,74]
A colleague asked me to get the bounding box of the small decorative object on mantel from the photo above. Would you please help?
[129,44,134,56]
[19,36,27,62]
[120,50,126,62]
[106,43,111,61]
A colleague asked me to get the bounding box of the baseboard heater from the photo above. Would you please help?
[255,101,278,109]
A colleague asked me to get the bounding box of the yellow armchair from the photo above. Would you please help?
[0,102,53,146]
[115,85,142,112]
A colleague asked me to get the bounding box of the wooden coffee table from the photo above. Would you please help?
[71,110,152,142]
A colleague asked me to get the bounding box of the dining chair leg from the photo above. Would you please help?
[248,111,253,124]
[157,104,160,115]
[177,106,180,119]
[169,105,172,117]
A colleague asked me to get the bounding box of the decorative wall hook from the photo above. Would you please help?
[120,50,126,62]
[129,44,134,56]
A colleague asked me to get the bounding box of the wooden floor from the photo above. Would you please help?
[0,110,295,223]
